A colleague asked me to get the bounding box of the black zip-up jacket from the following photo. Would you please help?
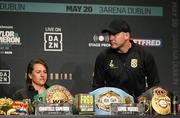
[13,85,38,101]
[92,40,160,97]
[13,84,49,101]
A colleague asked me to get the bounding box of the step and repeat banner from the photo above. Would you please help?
[0,0,179,98]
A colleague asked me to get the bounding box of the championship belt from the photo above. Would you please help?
[0,98,29,115]
[138,86,171,115]
[35,85,73,115]
[46,85,73,105]
[151,87,171,115]
[90,87,134,115]
[96,90,122,112]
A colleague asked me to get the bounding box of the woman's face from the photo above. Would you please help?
[29,63,47,87]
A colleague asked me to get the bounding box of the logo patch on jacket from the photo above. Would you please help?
[131,59,138,68]
[109,60,118,69]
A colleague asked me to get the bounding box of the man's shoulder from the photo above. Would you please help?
[132,42,154,59]
[96,48,114,60]
[100,48,115,55]
[132,41,143,50]
[132,42,148,53]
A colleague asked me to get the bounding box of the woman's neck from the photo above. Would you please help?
[32,83,45,94]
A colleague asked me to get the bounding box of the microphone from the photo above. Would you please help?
[145,76,148,91]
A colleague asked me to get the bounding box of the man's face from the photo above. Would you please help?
[109,32,130,49]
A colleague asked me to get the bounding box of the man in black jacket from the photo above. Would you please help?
[92,19,160,98]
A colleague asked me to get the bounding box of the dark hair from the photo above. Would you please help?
[26,58,48,88]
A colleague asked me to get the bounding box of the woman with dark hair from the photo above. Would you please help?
[13,58,49,103]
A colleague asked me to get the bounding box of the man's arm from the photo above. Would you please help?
[92,54,106,90]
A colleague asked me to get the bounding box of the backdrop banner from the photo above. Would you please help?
[0,0,179,100]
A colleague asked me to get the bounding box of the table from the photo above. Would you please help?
[0,115,180,118]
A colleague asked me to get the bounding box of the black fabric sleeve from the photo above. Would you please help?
[92,53,106,90]
[13,88,28,100]
[144,52,160,88]
[13,86,38,101]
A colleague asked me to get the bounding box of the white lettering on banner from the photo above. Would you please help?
[0,31,14,36]
[45,27,62,32]
[44,32,63,51]
[45,27,54,32]
[88,34,110,48]
[0,31,21,45]
[0,25,13,29]
[132,39,162,47]
[0,37,20,44]
[55,27,61,32]
[44,26,63,52]
[88,43,100,47]
[0,70,10,84]
[101,43,110,47]
[0,26,22,55]
[89,36,162,48]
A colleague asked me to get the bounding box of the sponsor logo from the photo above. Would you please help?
[44,27,63,51]
[0,70,10,84]
[89,35,162,48]
[132,38,162,47]
[109,60,118,69]
[88,33,110,48]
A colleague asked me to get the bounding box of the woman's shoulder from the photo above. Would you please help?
[13,88,29,100]
[15,88,28,94]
